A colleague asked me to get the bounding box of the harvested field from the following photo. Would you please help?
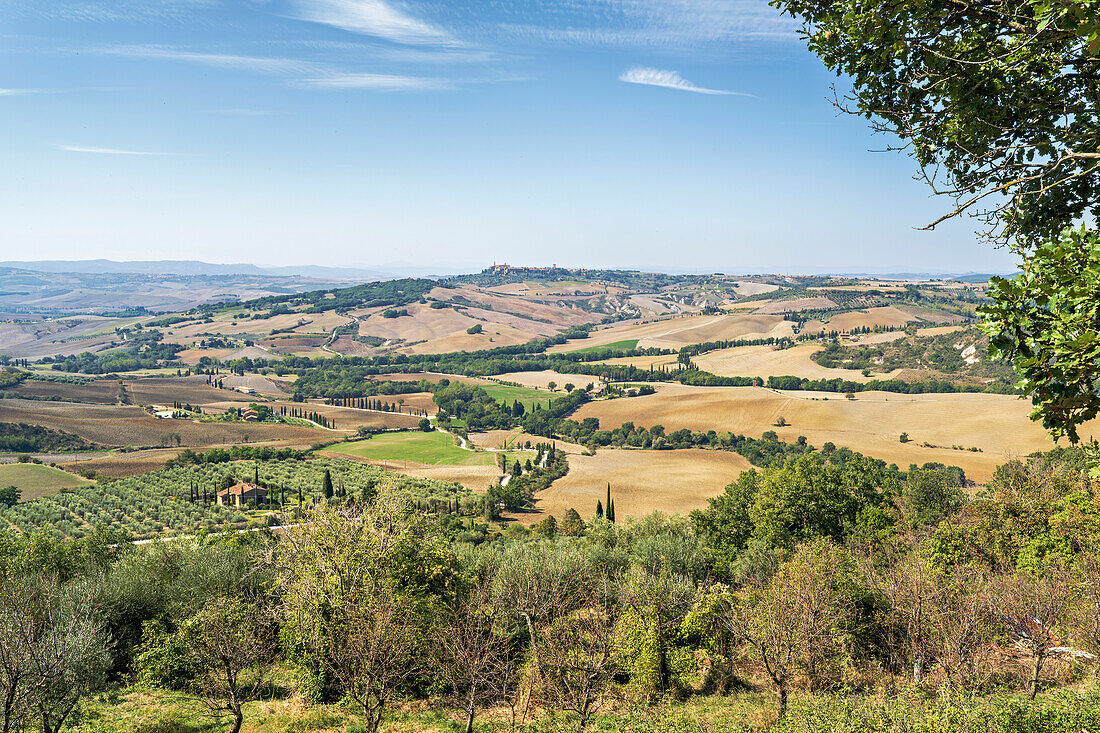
[218,375,286,394]
[731,281,780,296]
[547,314,795,353]
[693,343,905,382]
[468,430,586,454]
[824,306,918,332]
[297,402,422,428]
[0,400,331,449]
[572,385,1089,483]
[493,371,583,391]
[517,448,754,523]
[752,297,837,314]
[595,355,680,370]
[62,449,181,479]
[381,463,500,492]
[0,462,95,501]
[854,331,909,344]
[917,325,966,337]
[124,377,256,406]
[11,379,123,403]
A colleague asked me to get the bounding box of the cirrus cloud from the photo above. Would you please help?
[619,67,752,96]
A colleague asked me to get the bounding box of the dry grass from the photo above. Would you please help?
[0,400,330,448]
[516,448,754,523]
[572,385,1087,482]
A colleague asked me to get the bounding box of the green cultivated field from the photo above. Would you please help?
[572,338,640,353]
[322,431,499,466]
[482,383,554,411]
[0,463,94,501]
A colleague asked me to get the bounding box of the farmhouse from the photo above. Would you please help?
[236,386,256,394]
[216,481,267,507]
[241,407,259,422]
[154,410,175,419]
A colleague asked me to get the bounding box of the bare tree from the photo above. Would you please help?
[927,567,996,690]
[861,548,941,684]
[720,539,852,724]
[990,566,1092,698]
[534,595,619,732]
[433,576,517,733]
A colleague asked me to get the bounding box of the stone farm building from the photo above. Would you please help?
[216,482,268,507]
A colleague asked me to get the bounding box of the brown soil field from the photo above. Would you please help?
[125,377,257,406]
[547,314,795,353]
[572,385,1091,483]
[693,343,906,382]
[63,449,183,479]
[517,448,754,524]
[11,380,123,403]
[0,400,331,449]
[752,297,838,314]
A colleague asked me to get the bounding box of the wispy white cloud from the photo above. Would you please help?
[102,44,453,91]
[298,71,449,91]
[0,88,43,96]
[480,0,798,50]
[105,45,323,75]
[54,144,187,156]
[619,67,751,96]
[289,0,452,45]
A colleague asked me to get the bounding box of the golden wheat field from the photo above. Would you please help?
[516,448,754,523]
[572,385,1086,482]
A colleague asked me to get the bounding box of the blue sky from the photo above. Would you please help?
[0,0,1018,274]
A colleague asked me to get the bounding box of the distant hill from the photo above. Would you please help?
[0,260,390,280]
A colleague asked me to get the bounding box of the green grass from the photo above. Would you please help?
[321,431,499,466]
[570,338,640,354]
[0,463,94,501]
[482,383,554,411]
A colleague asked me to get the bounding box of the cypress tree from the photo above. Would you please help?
[323,469,334,500]
[596,500,603,519]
